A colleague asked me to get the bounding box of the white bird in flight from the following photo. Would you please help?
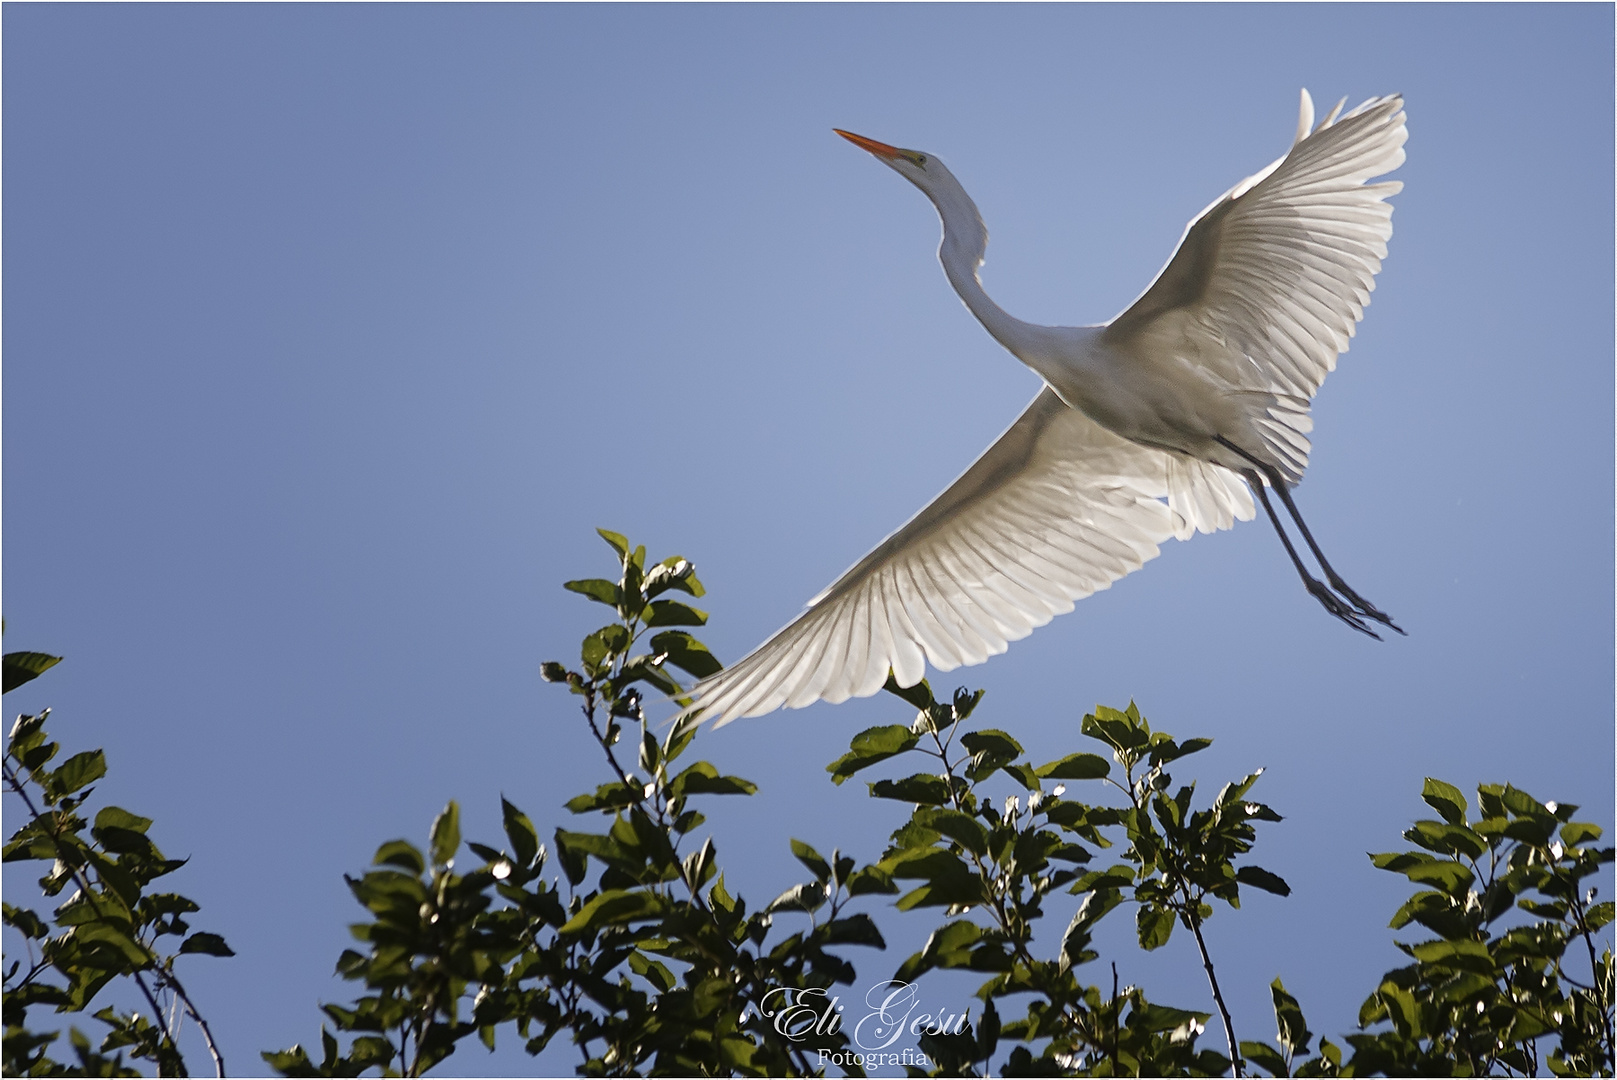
[687,90,1407,727]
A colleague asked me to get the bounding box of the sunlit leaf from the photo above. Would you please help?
[827,725,920,784]
[3,652,62,694]
[430,802,461,867]
[1421,778,1468,826]
[882,673,935,710]
[650,631,722,678]
[643,600,708,628]
[564,578,619,607]
[1036,752,1110,780]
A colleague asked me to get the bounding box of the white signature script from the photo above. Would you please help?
[757,981,969,1050]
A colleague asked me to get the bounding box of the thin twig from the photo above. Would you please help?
[1109,962,1121,1075]
[1184,906,1242,1078]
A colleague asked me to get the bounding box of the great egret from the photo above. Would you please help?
[687,90,1407,727]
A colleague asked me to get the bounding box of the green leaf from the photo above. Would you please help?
[1236,866,1291,896]
[790,839,831,882]
[3,902,49,940]
[960,729,1023,759]
[820,913,885,948]
[565,781,642,814]
[1421,778,1468,826]
[501,798,540,868]
[563,579,620,607]
[845,865,898,897]
[629,951,676,992]
[617,653,683,696]
[581,624,630,668]
[883,849,984,908]
[1370,850,1434,873]
[1240,1041,1288,1077]
[951,687,984,721]
[94,806,153,835]
[916,808,990,857]
[662,714,701,764]
[559,889,665,933]
[649,631,722,678]
[827,725,920,784]
[1130,1001,1210,1034]
[430,802,461,867]
[1365,979,1421,1037]
[869,774,953,805]
[922,920,984,970]
[1136,904,1175,950]
[1388,890,1471,937]
[1501,784,1547,819]
[49,751,107,796]
[882,673,935,710]
[668,761,757,797]
[1409,937,1495,974]
[1406,820,1489,859]
[1036,752,1110,780]
[1149,736,1214,765]
[73,920,152,967]
[94,824,160,859]
[709,873,736,912]
[596,528,630,558]
[177,932,235,957]
[1403,859,1475,896]
[1269,977,1312,1057]
[643,600,708,628]
[640,729,660,776]
[374,840,426,875]
[261,1047,315,1074]
[718,1037,758,1073]
[766,882,826,914]
[1000,762,1042,791]
[1476,783,1507,820]
[1502,817,1554,845]
[1560,821,1604,846]
[3,652,62,694]
[1073,865,1138,893]
[642,556,705,599]
[1082,705,1150,754]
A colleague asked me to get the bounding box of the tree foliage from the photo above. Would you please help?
[3,660,232,1077]
[5,532,1613,1077]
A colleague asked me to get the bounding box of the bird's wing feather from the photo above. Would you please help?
[1103,92,1406,403]
[684,388,1187,726]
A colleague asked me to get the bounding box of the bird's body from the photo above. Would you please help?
[686,91,1407,726]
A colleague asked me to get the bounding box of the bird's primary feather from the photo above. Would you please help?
[1105,93,1406,482]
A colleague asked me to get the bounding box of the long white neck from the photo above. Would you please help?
[927,178,1046,361]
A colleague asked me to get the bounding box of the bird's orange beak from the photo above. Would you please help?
[834,129,903,160]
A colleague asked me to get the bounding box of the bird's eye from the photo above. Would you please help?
[914,154,928,166]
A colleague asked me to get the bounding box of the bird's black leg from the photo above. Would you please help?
[1254,461,1405,635]
[1240,467,1380,640]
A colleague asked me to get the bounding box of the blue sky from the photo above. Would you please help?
[4,4,1612,1075]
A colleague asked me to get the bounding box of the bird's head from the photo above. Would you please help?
[834,128,950,193]
[834,128,988,268]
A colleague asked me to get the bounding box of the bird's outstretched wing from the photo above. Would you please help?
[1104,91,1406,410]
[684,388,1244,726]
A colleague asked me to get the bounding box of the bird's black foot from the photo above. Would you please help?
[1305,578,1382,640]
[1323,573,1406,636]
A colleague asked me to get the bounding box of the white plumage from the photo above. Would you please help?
[688,91,1407,726]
